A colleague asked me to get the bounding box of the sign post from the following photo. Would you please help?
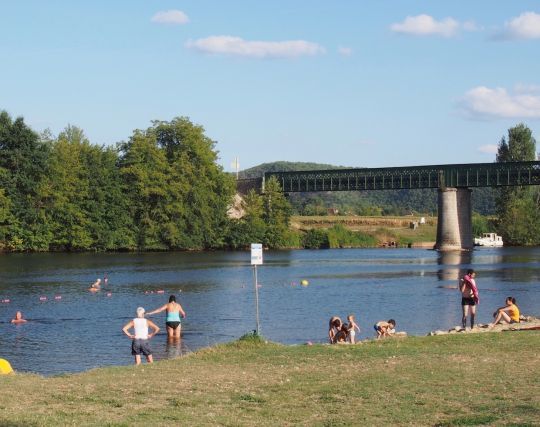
[250,243,263,335]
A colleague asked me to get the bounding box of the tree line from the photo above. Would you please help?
[1,110,538,251]
[0,111,293,252]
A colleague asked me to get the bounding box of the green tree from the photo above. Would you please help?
[262,176,292,248]
[226,189,266,248]
[152,117,235,249]
[119,117,235,250]
[119,130,172,250]
[495,123,540,245]
[0,111,51,250]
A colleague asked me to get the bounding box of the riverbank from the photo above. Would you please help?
[291,215,437,248]
[1,332,538,426]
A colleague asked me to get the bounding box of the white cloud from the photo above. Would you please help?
[460,86,540,120]
[391,14,460,37]
[496,12,540,40]
[514,83,540,94]
[185,36,325,58]
[151,10,189,25]
[338,46,353,56]
[478,145,498,154]
[462,20,481,32]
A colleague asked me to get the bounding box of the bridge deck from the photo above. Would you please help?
[264,161,540,192]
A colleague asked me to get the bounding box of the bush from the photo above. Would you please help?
[302,229,329,249]
[327,224,377,248]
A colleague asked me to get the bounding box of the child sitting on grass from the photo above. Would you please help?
[374,319,396,339]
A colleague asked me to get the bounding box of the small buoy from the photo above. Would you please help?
[106,292,112,297]
[39,296,47,301]
[54,295,62,300]
[0,358,14,375]
[301,280,309,286]
[157,290,164,294]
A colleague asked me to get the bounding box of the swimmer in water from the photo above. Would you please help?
[11,311,27,324]
[89,278,101,292]
[147,295,186,340]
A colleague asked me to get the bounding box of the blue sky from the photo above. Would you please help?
[1,1,540,170]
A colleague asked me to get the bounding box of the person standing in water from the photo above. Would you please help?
[147,295,186,340]
[459,269,479,330]
[122,307,160,365]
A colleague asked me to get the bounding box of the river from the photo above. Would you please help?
[1,248,539,375]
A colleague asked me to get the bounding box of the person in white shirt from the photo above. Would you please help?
[122,307,160,365]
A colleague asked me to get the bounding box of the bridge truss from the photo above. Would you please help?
[264,161,540,193]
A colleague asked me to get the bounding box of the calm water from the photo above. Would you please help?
[1,248,539,375]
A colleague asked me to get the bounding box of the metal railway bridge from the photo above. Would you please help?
[238,161,540,251]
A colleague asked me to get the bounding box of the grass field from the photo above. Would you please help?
[291,215,437,246]
[1,332,539,426]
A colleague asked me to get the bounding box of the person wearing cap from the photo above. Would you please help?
[122,307,160,365]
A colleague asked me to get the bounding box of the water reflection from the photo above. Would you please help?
[165,339,187,359]
[437,250,472,282]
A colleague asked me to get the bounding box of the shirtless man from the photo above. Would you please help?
[459,269,479,330]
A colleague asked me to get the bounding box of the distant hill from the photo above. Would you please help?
[239,161,347,179]
[238,161,496,216]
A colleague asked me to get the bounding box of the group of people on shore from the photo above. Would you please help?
[328,314,397,344]
[326,268,521,344]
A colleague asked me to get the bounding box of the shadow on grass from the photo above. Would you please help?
[435,414,498,426]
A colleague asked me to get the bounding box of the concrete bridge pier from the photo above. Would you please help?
[435,187,473,251]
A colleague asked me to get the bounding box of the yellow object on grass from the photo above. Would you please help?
[0,358,14,374]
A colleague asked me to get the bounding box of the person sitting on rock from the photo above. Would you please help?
[490,297,520,327]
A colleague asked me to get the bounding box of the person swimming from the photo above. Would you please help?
[89,278,101,292]
[146,295,186,340]
[11,311,27,324]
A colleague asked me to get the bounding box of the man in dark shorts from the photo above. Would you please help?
[459,269,479,330]
[122,307,160,365]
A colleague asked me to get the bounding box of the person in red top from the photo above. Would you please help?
[459,269,479,330]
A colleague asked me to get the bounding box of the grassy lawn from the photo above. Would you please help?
[291,215,437,246]
[1,332,538,426]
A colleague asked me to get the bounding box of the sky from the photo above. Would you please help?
[1,1,540,171]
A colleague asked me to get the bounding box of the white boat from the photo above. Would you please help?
[474,233,504,247]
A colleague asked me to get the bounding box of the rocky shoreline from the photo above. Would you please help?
[427,315,540,336]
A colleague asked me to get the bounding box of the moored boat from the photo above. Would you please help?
[474,232,503,247]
